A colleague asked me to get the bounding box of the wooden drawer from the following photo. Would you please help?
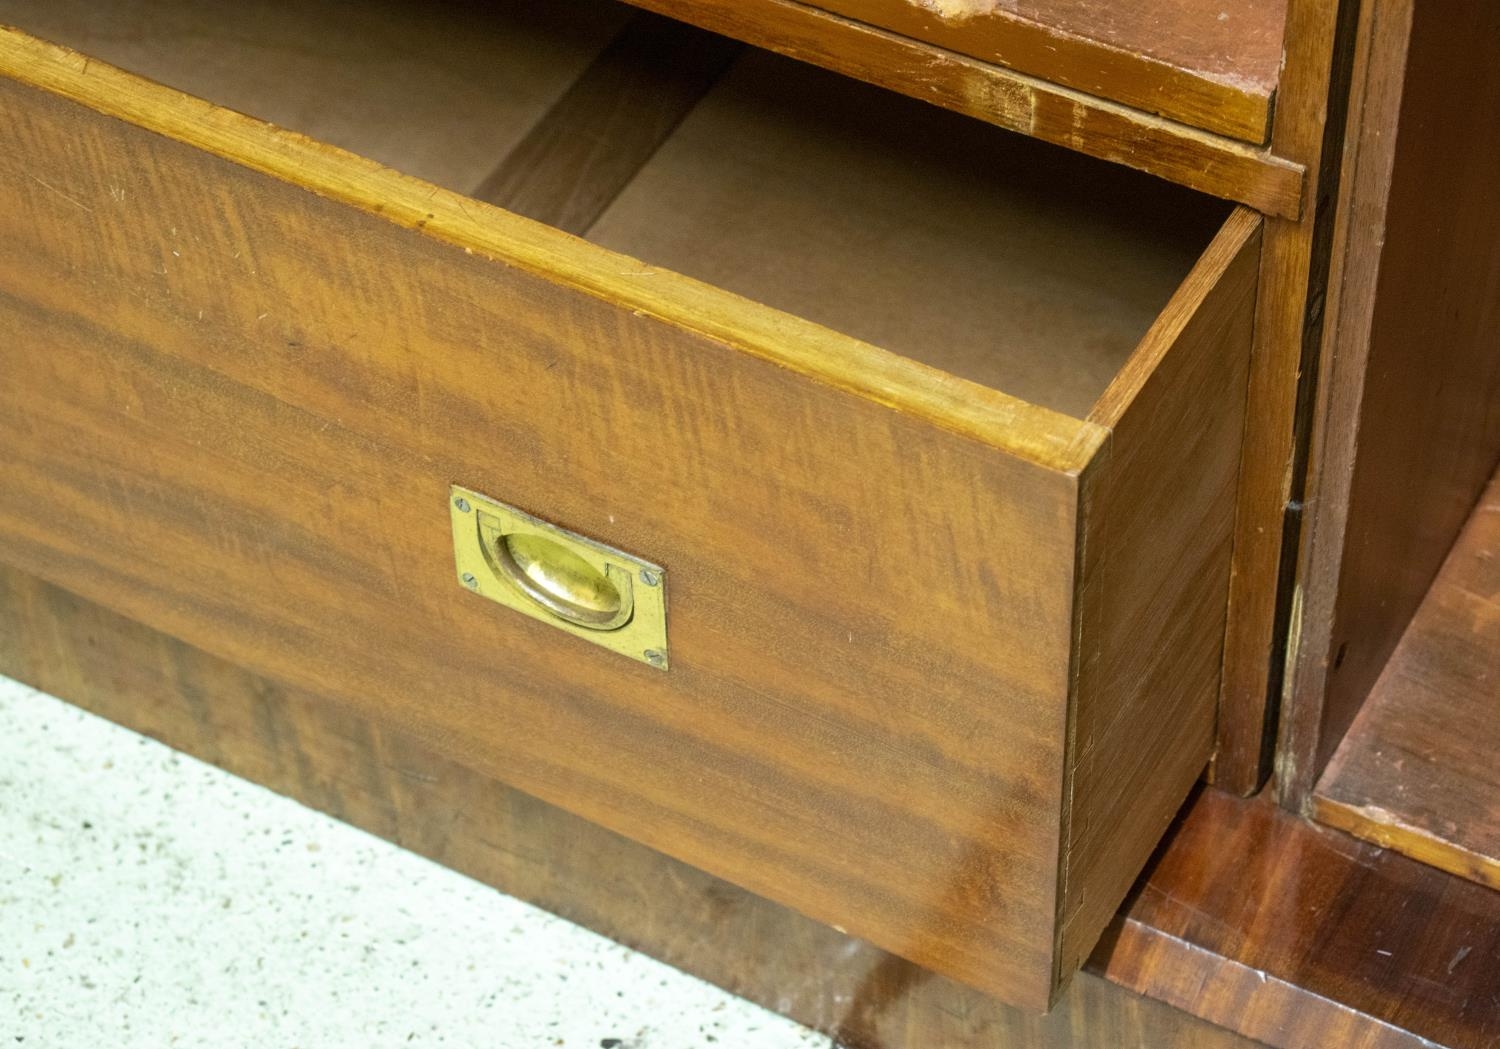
[0,0,1259,1010]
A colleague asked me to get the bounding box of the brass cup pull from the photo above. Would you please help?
[485,530,634,631]
[449,486,668,670]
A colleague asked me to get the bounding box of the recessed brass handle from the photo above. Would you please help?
[449,486,668,669]
[483,529,634,631]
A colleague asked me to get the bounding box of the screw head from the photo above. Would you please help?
[643,649,667,668]
[639,568,661,587]
[453,497,471,513]
[461,572,479,590]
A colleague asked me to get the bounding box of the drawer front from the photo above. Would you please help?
[0,31,1258,1009]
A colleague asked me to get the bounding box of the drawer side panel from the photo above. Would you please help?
[1057,212,1263,990]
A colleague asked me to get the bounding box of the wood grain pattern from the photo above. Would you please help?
[1279,0,1500,807]
[611,0,1305,216]
[0,0,630,196]
[0,563,1269,1049]
[589,49,1229,417]
[1211,0,1361,794]
[0,24,1254,1006]
[0,54,1080,1010]
[471,10,741,235]
[1060,210,1262,980]
[799,0,1285,141]
[1,0,1295,799]
[1312,468,1500,889]
[1100,786,1500,1049]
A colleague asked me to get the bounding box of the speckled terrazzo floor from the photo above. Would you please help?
[0,675,827,1049]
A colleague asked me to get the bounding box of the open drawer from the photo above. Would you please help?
[0,0,1260,1010]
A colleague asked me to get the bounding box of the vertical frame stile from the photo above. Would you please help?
[1212,0,1365,796]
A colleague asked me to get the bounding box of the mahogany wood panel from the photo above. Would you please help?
[1280,0,1500,806]
[612,0,1304,216]
[472,11,741,235]
[1313,468,1500,889]
[589,49,1229,417]
[0,30,1253,1006]
[0,0,629,197]
[1211,0,1361,793]
[0,564,1267,1049]
[1100,787,1500,1049]
[800,0,1285,142]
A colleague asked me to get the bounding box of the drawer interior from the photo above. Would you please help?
[1,0,1231,419]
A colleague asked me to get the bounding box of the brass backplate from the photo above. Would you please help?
[449,486,668,669]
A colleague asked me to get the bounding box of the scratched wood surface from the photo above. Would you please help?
[798,0,1286,141]
[611,0,1304,215]
[1280,0,1500,807]
[0,563,1268,1048]
[0,0,1304,216]
[1313,468,1500,890]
